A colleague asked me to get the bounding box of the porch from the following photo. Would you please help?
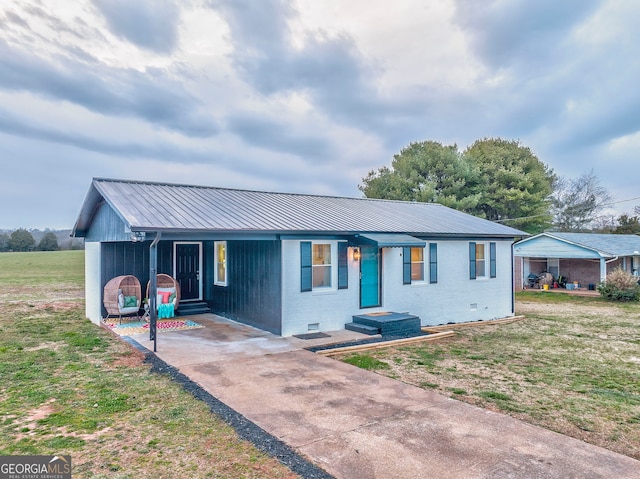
[119,313,377,362]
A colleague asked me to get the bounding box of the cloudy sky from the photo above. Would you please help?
[1,0,639,229]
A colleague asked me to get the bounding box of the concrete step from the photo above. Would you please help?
[178,301,211,316]
[345,322,380,335]
[351,312,422,337]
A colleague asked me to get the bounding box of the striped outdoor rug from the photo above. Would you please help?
[104,318,204,336]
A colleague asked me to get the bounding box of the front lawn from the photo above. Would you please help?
[0,251,297,478]
[337,292,640,460]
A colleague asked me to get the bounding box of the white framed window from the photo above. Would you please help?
[312,243,332,289]
[214,241,227,286]
[475,243,486,278]
[410,247,425,282]
[470,241,496,280]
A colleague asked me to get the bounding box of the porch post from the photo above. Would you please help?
[149,232,162,352]
[600,257,607,283]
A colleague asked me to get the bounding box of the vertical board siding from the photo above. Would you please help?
[100,241,174,316]
[85,203,131,242]
[207,240,282,334]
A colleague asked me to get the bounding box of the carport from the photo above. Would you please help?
[514,232,640,290]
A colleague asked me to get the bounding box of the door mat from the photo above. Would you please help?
[104,318,204,336]
[293,332,331,340]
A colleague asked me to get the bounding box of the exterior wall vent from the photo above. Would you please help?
[308,323,320,331]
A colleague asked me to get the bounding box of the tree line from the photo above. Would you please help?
[360,138,637,234]
[0,228,83,252]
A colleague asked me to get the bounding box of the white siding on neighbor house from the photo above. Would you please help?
[514,235,601,259]
[281,239,515,336]
[85,242,102,324]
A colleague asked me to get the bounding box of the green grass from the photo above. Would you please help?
[0,251,297,478]
[339,294,640,460]
[342,354,391,370]
[0,250,85,288]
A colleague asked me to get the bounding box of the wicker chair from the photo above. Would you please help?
[103,275,142,323]
[146,274,181,318]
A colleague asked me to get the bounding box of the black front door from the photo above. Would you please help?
[175,243,201,301]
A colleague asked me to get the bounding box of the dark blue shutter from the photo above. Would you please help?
[490,242,496,278]
[338,242,348,289]
[469,242,476,280]
[300,241,312,292]
[429,243,438,284]
[403,247,412,284]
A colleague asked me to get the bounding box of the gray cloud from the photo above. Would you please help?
[0,39,218,137]
[0,106,327,187]
[0,0,639,229]
[226,113,336,160]
[91,0,180,54]
[4,10,29,28]
[210,0,424,143]
[451,0,640,158]
[453,0,602,70]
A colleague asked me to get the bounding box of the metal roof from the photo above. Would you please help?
[545,232,640,257]
[72,178,527,238]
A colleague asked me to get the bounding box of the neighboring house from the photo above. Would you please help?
[514,232,640,290]
[72,178,527,336]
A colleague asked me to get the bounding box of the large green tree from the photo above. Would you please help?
[359,141,482,211]
[9,228,35,252]
[463,138,555,233]
[360,138,555,233]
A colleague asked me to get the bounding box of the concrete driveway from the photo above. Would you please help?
[131,314,640,479]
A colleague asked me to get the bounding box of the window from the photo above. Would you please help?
[312,243,332,288]
[476,243,486,278]
[470,242,496,279]
[214,241,227,286]
[403,246,426,284]
[301,241,346,292]
[411,247,425,281]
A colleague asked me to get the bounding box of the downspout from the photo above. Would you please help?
[511,242,515,315]
[149,232,162,352]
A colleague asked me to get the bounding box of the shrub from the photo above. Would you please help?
[597,268,640,302]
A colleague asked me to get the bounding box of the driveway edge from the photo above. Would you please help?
[122,336,335,479]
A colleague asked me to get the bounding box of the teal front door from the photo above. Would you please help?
[360,246,380,308]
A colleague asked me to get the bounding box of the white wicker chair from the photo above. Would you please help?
[103,275,141,323]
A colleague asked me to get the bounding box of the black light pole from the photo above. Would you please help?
[149,232,162,352]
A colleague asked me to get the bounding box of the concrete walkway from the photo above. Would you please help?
[132,315,640,479]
